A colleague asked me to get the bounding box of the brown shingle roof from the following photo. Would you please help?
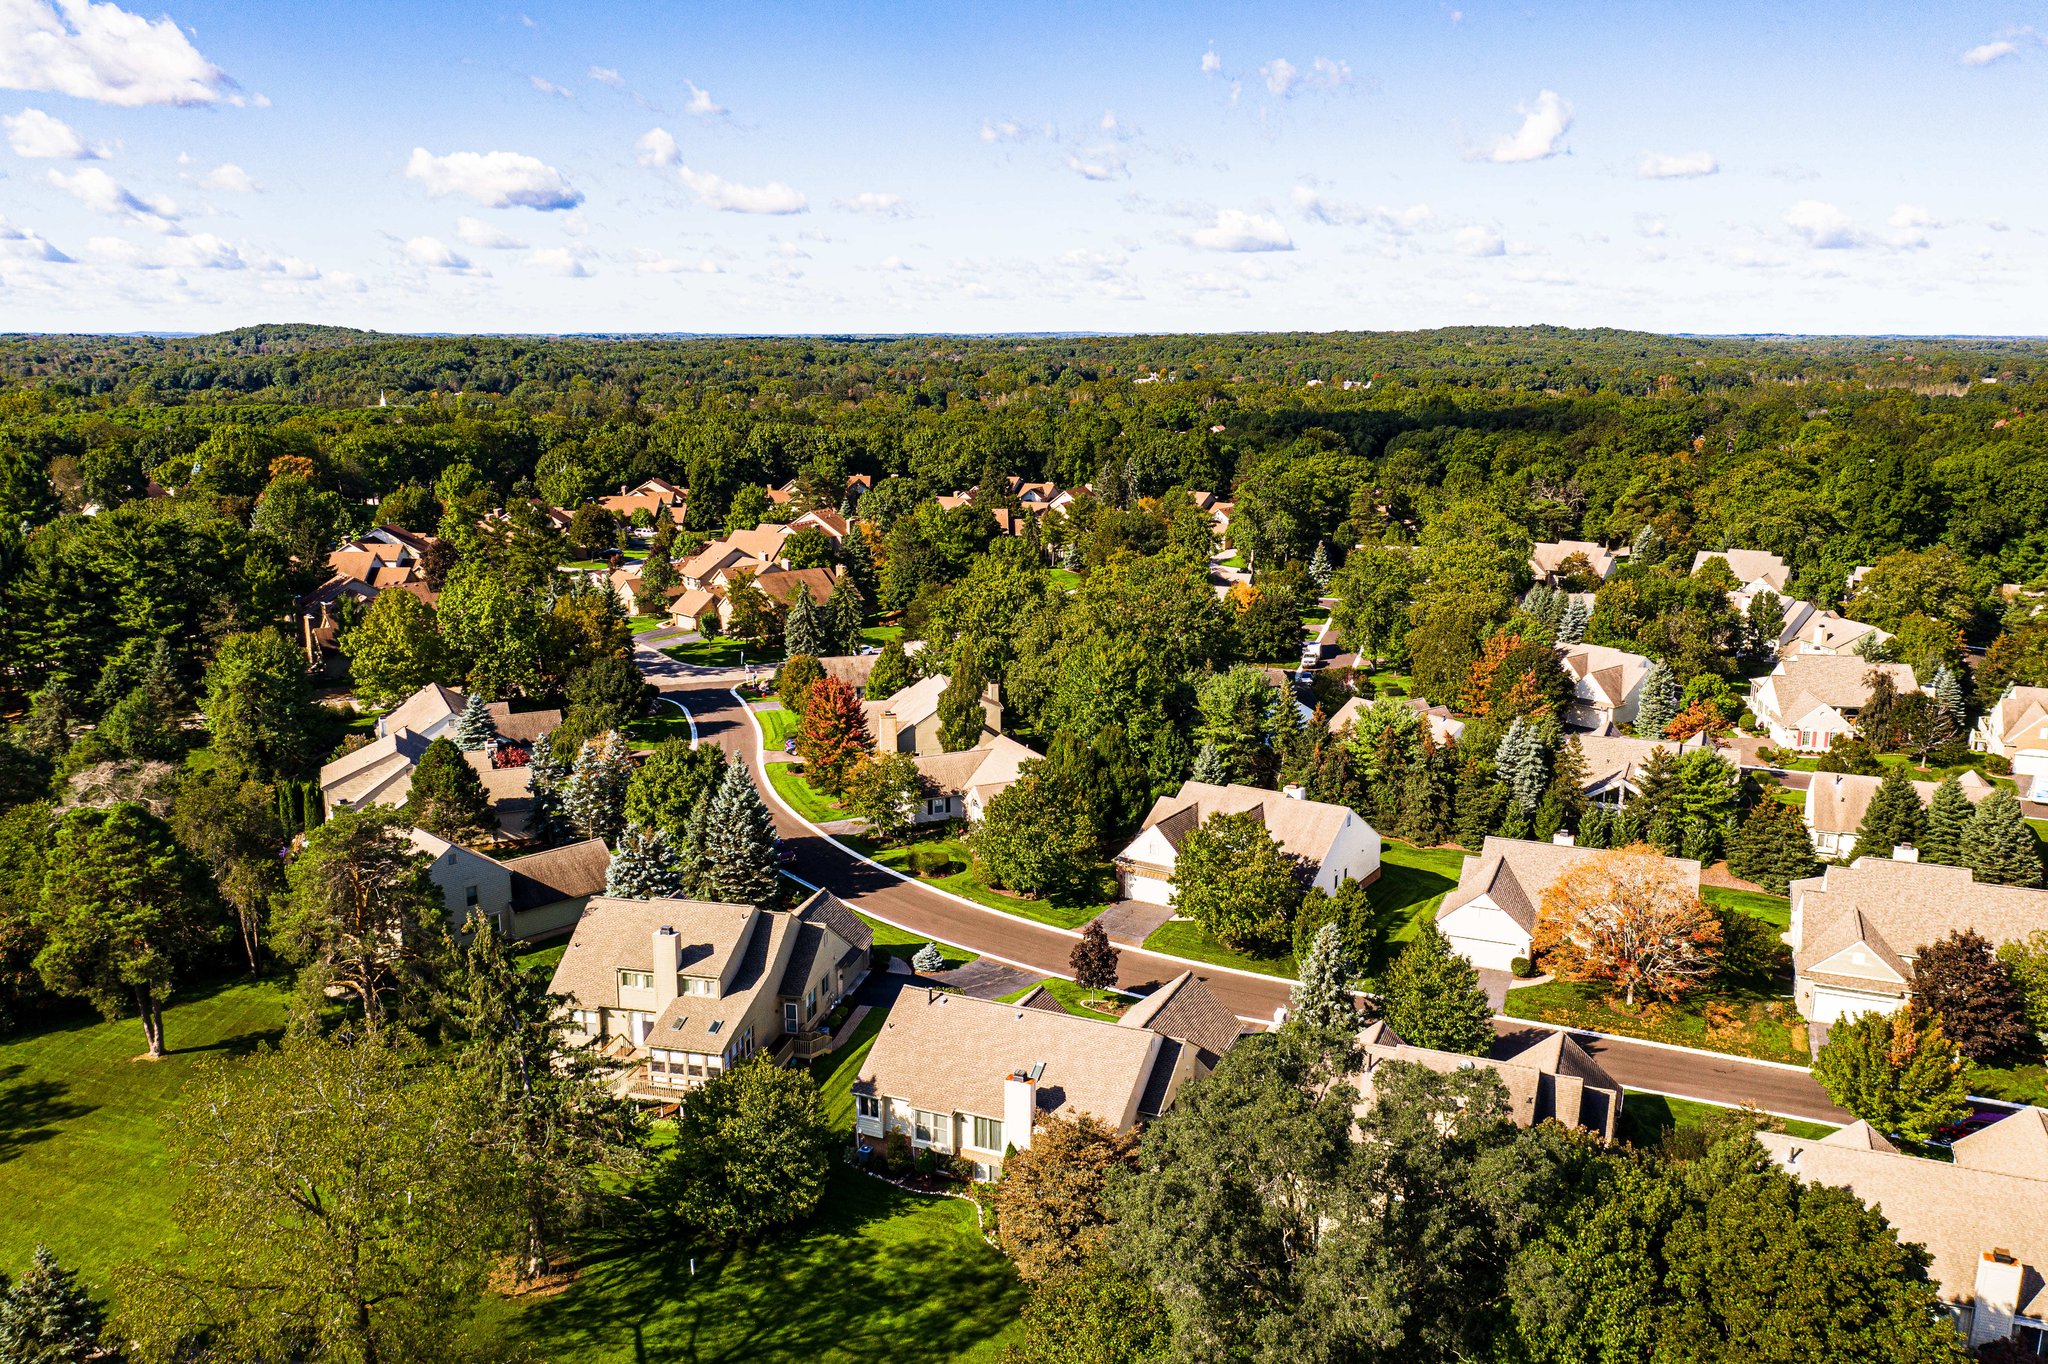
[1118,971,1244,1064]
[1352,1019,1622,1138]
[502,838,612,912]
[1762,655,1919,721]
[1439,837,1703,935]
[752,565,840,608]
[1792,858,2048,966]
[545,895,760,1006]
[1135,781,1357,866]
[1803,770,1993,838]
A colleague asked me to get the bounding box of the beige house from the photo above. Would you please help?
[1115,780,1382,907]
[1574,732,1722,807]
[1757,1113,2048,1352]
[854,973,1239,1178]
[678,527,790,589]
[1692,548,1790,613]
[407,827,514,930]
[548,889,871,1101]
[1785,610,1892,658]
[1329,695,1466,747]
[1801,769,1995,858]
[1747,655,1920,752]
[500,837,613,939]
[1973,684,2048,800]
[1437,837,1703,973]
[595,476,686,522]
[320,683,559,832]
[1558,642,1654,732]
[1785,857,2048,1023]
[862,674,1002,756]
[1529,539,1618,586]
[909,734,1041,824]
[1351,1019,1623,1140]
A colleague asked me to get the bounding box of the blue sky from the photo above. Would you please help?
[0,0,2042,334]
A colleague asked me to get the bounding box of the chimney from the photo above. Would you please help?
[1281,783,1307,801]
[878,709,900,753]
[1971,1251,2027,1347]
[1892,843,1920,863]
[652,926,680,1009]
[1552,831,1577,846]
[1003,1070,1038,1152]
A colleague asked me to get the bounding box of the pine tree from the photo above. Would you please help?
[1378,921,1494,1055]
[1851,766,1926,859]
[605,823,684,898]
[1307,542,1332,594]
[563,730,634,845]
[1398,755,1453,848]
[1535,735,1588,839]
[824,576,865,656]
[1931,665,1966,732]
[527,731,569,840]
[864,638,913,699]
[674,788,714,896]
[1725,798,1821,896]
[1190,741,1231,785]
[1555,596,1589,645]
[1494,717,1548,814]
[1453,758,1503,849]
[841,523,878,603]
[911,942,945,973]
[1920,776,1973,866]
[1634,662,1681,738]
[405,736,495,841]
[1963,788,2044,887]
[1289,921,1355,1032]
[701,758,779,906]
[783,586,825,660]
[1630,523,1662,566]
[1630,747,1681,851]
[452,691,499,751]
[1061,541,1083,573]
[1578,804,1612,849]
[0,1244,106,1360]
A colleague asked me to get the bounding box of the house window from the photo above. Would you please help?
[681,976,715,997]
[857,1095,880,1120]
[463,884,479,908]
[926,798,949,816]
[913,1110,949,1146]
[784,1001,799,1032]
[618,969,653,991]
[971,1115,1003,1150]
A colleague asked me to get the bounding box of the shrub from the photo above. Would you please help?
[878,1131,913,1175]
[1510,956,1535,979]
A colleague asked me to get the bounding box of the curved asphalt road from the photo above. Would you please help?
[658,669,1850,1125]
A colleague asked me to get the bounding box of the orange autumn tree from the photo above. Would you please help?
[1459,631,1566,719]
[1530,844,1722,1007]
[794,674,874,794]
[1663,699,1731,743]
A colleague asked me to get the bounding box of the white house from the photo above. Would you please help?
[1114,781,1382,907]
[406,828,515,931]
[862,675,1003,756]
[1786,858,2048,1023]
[1329,695,1466,747]
[1801,770,1995,858]
[1974,684,2048,800]
[1786,610,1892,659]
[1558,643,1653,732]
[908,734,1040,825]
[1747,655,1921,752]
[1437,837,1703,972]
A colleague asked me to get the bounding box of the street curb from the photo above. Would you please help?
[655,693,698,746]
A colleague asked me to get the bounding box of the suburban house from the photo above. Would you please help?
[1802,769,1995,858]
[1558,642,1654,732]
[1329,695,1467,747]
[1784,857,2048,1023]
[1747,655,1921,752]
[1973,685,2048,799]
[811,641,929,695]
[1437,836,1703,972]
[678,526,790,589]
[372,682,561,749]
[319,728,432,815]
[1786,610,1892,658]
[407,827,513,929]
[853,973,1240,1179]
[716,565,843,630]
[786,507,850,544]
[298,525,440,667]
[1757,1112,2048,1353]
[1692,548,1790,613]
[1529,539,1618,586]
[321,684,561,832]
[862,674,1003,756]
[1352,1019,1624,1140]
[662,587,720,632]
[549,889,871,1101]
[909,734,1041,824]
[1115,780,1382,907]
[499,837,613,939]
[595,476,685,522]
[1574,732,1721,807]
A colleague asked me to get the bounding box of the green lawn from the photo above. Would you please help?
[624,709,696,747]
[1142,919,1298,978]
[1968,1060,2048,1108]
[860,625,905,647]
[756,704,799,753]
[661,636,769,670]
[844,832,1109,932]
[1617,1090,1836,1149]
[514,940,567,976]
[767,761,843,825]
[626,614,667,633]
[1048,568,1081,592]
[810,1007,888,1131]
[1504,979,1809,1065]
[994,978,1126,1018]
[1702,885,1792,930]
[0,979,293,1282]
[855,911,978,970]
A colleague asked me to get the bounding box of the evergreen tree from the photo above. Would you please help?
[1630,523,1662,566]
[1399,753,1454,848]
[1919,775,1973,866]
[1289,921,1355,1033]
[563,731,634,845]
[1634,662,1681,739]
[1743,590,1787,671]
[675,788,714,896]
[864,637,914,699]
[404,736,495,841]
[0,1245,107,1361]
[1495,718,1548,815]
[1725,798,1821,895]
[1307,542,1332,595]
[1851,766,1925,859]
[1630,748,1682,853]
[1190,741,1231,785]
[911,941,945,973]
[1453,759,1505,849]
[1930,665,1966,732]
[1963,788,2044,887]
[784,585,825,659]
[1534,735,1587,840]
[1577,803,1612,849]
[1379,921,1494,1055]
[701,758,779,906]
[937,651,989,753]
[1061,540,1083,573]
[824,576,865,656]
[605,823,684,898]
[452,691,499,751]
[1555,596,1588,645]
[841,524,878,604]
[527,731,569,840]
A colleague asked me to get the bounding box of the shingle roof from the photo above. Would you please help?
[864,674,950,730]
[793,889,872,956]
[486,702,561,744]
[382,683,466,738]
[1352,1019,1622,1136]
[319,729,431,804]
[1759,655,1919,722]
[1559,643,1651,708]
[502,838,611,911]
[1135,781,1358,867]
[1530,539,1616,579]
[1803,770,1993,837]
[1575,733,1722,795]
[912,734,1040,800]
[752,565,840,607]
[1792,857,2048,965]
[1439,837,1703,934]
[545,895,761,1006]
[1990,686,2048,752]
[1692,548,1789,591]
[774,891,870,996]
[1118,971,1244,1064]
[652,911,789,1052]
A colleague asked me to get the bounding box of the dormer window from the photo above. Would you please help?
[681,976,716,997]
[618,969,654,991]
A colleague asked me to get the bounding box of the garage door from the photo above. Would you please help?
[1447,934,1522,973]
[1809,986,1898,1026]
[1122,869,1173,906]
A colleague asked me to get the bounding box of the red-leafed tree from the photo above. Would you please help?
[794,674,874,795]
[1531,844,1723,1006]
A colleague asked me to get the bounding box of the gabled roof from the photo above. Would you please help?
[864,674,951,730]
[381,683,466,738]
[488,702,562,744]
[750,565,840,607]
[1795,906,1913,991]
[1792,857,2048,963]
[1803,769,1993,837]
[319,728,432,802]
[546,895,761,1006]
[1118,971,1244,1064]
[1558,643,1652,708]
[1530,539,1616,579]
[1438,837,1703,935]
[1989,685,2048,750]
[502,838,611,911]
[1756,655,1919,720]
[1132,781,1361,868]
[1692,548,1789,592]
[1954,1106,2048,1180]
[789,508,849,538]
[912,734,1040,800]
[1575,733,1721,795]
[1793,611,1890,655]
[1352,1019,1622,1136]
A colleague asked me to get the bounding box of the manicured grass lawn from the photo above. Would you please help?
[514,940,567,976]
[484,1166,1023,1363]
[624,708,696,746]
[1300,606,1330,624]
[854,911,978,970]
[1617,1090,1836,1149]
[767,762,843,825]
[626,614,667,633]
[756,704,799,753]
[1048,568,1081,591]
[995,978,1127,1018]
[0,979,293,1282]
[1504,979,1810,1065]
[1702,885,1792,930]
[860,625,905,647]
[1968,1060,2048,1108]
[661,636,769,670]
[810,1007,888,1131]
[843,832,1109,932]
[1142,919,1297,978]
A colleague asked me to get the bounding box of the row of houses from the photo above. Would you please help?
[318,682,562,837]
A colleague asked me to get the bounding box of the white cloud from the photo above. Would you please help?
[46,165,174,222]
[1201,48,1221,74]
[1188,208,1292,252]
[1888,204,1938,230]
[1290,186,1433,234]
[1635,214,1668,238]
[979,118,1028,142]
[588,65,624,88]
[1638,150,1718,179]
[199,162,257,193]
[3,107,107,158]
[834,190,906,216]
[1486,90,1572,163]
[878,254,911,271]
[1259,55,1351,98]
[455,215,525,249]
[88,230,254,270]
[528,74,573,99]
[0,215,70,261]
[403,147,583,211]
[404,235,483,273]
[685,81,724,116]
[676,164,807,214]
[1960,40,2018,66]
[1783,199,1866,249]
[633,248,720,275]
[635,127,680,168]
[1307,57,1353,90]
[1455,224,1506,256]
[1261,58,1298,96]
[0,0,238,106]
[1068,146,1126,181]
[525,246,589,276]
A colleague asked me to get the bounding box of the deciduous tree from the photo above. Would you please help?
[1378,920,1495,1054]
[1170,811,1307,956]
[1532,846,1722,1007]
[1069,921,1120,998]
[201,627,319,781]
[841,751,921,844]
[1811,1005,1970,1142]
[1910,928,2034,1063]
[994,1115,1138,1281]
[342,588,451,708]
[795,674,874,794]
[656,1060,835,1245]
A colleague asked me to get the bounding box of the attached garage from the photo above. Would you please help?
[1807,985,1901,1026]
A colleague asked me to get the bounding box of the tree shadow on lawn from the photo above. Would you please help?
[1360,858,1460,980]
[510,1169,1021,1363]
[0,1064,95,1166]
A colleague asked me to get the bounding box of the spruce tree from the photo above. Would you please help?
[1577,804,1611,849]
[1307,542,1332,595]
[701,758,779,906]
[1398,755,1453,848]
[824,576,865,656]
[1852,766,1926,859]
[1555,596,1589,645]
[937,650,989,753]
[675,788,714,896]
[911,942,945,973]
[1920,776,1973,866]
[841,523,878,603]
[1494,718,1548,815]
[1634,662,1681,739]
[1630,523,1662,566]
[1629,747,1681,851]
[1190,741,1232,785]
[1725,798,1821,896]
[1378,921,1494,1055]
[452,692,499,751]
[1535,735,1588,839]
[1289,921,1355,1032]
[527,731,569,840]
[0,1244,106,1360]
[783,586,825,660]
[563,730,634,845]
[1962,788,2044,887]
[1931,665,1966,732]
[864,638,913,700]
[405,736,495,841]
[605,823,684,898]
[1061,540,1083,573]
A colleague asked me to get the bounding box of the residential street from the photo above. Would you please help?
[668,681,1852,1125]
